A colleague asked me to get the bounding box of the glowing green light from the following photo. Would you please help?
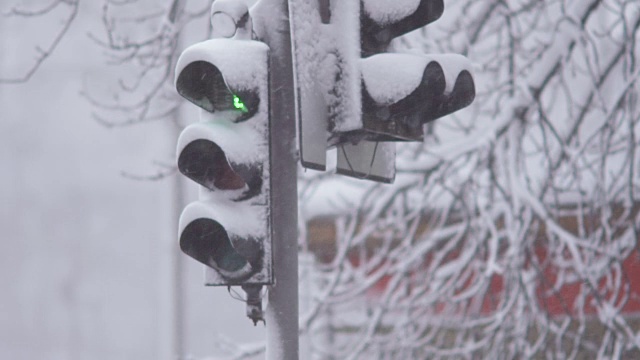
[233,95,248,113]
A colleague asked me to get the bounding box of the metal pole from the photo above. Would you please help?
[253,0,299,358]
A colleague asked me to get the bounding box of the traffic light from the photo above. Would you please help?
[174,36,272,287]
[290,0,475,181]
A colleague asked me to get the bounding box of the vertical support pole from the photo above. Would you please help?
[253,0,299,358]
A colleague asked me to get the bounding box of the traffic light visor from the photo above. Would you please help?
[175,38,269,120]
[176,61,258,119]
[181,217,253,277]
[179,201,270,285]
[178,138,247,192]
[176,122,267,202]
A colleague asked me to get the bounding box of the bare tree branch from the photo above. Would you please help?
[0,0,79,83]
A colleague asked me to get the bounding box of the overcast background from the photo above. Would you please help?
[0,2,267,359]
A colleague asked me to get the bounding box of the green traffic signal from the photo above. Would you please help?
[233,95,248,113]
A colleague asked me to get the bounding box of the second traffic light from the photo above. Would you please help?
[175,37,272,286]
[290,0,476,181]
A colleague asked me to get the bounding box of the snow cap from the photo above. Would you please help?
[361,53,473,105]
[210,0,252,39]
[362,0,421,26]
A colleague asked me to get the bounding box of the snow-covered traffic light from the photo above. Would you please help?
[357,0,475,142]
[290,0,475,181]
[175,35,272,286]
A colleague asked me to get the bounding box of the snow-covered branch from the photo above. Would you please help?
[300,0,640,358]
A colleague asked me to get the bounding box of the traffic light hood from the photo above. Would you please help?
[361,0,444,54]
[179,201,269,285]
[176,121,267,203]
[175,38,269,120]
[359,53,475,140]
[361,53,474,105]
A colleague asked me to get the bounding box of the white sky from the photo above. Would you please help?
[0,2,266,359]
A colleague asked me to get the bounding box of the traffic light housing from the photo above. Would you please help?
[175,38,272,286]
[357,53,475,142]
[290,0,475,181]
